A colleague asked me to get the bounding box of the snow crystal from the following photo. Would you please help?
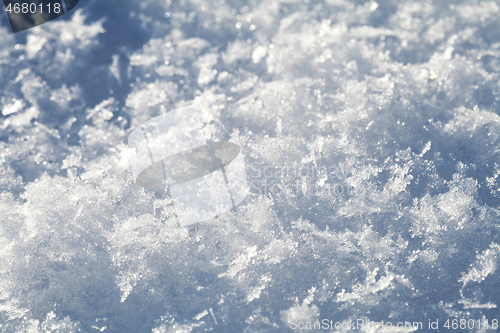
[1,0,500,332]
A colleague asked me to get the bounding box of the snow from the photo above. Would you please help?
[1,0,500,332]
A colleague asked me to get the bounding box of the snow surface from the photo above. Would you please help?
[1,0,500,332]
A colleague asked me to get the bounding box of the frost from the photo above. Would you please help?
[1,100,25,116]
[1,0,500,331]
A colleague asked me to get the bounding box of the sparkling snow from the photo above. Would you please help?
[1,0,500,332]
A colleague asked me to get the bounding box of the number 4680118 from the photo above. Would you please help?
[5,2,61,14]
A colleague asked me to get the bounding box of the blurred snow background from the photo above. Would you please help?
[1,0,500,332]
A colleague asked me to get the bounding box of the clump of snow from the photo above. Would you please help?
[1,0,500,332]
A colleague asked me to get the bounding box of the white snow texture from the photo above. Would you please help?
[1,0,500,332]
